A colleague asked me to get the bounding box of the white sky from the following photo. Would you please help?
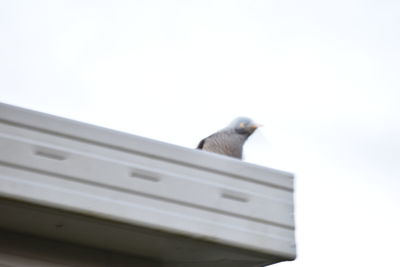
[1,1,400,266]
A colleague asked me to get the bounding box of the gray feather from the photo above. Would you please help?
[197,117,259,159]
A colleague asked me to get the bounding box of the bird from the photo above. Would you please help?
[196,117,262,159]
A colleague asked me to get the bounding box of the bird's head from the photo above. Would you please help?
[228,117,262,135]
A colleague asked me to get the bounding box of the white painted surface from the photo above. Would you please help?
[0,103,295,266]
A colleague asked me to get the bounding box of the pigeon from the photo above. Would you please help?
[197,117,261,159]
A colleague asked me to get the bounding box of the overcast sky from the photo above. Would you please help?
[1,1,400,266]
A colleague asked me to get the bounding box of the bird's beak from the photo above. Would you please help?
[250,123,263,130]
